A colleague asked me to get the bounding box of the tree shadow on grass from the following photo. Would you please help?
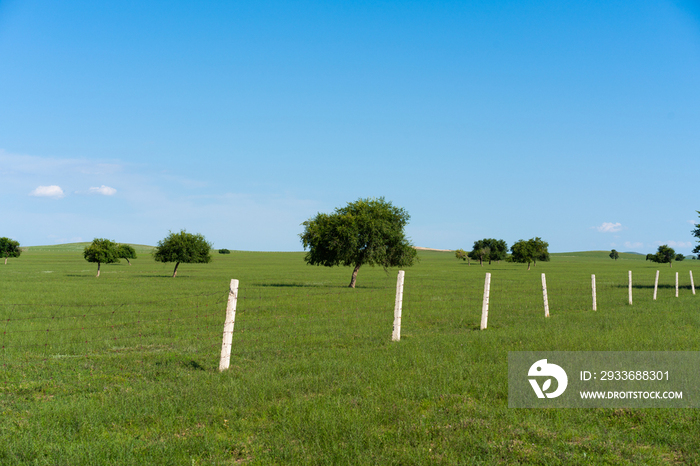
[136,275,195,279]
[616,284,693,290]
[255,283,388,289]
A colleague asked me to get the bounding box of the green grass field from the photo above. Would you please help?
[1,246,699,465]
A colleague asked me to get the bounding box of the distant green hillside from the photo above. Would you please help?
[550,250,646,261]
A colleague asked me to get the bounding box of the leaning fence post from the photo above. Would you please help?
[541,273,550,317]
[392,270,405,341]
[628,271,633,305]
[480,273,491,330]
[691,271,696,295]
[653,270,659,301]
[676,272,679,298]
[219,279,239,371]
[591,274,597,311]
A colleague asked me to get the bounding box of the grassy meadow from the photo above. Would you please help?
[1,245,699,465]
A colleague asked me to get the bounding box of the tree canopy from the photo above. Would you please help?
[454,248,470,265]
[609,249,619,260]
[510,237,550,270]
[478,238,508,264]
[0,237,21,265]
[649,244,676,267]
[117,244,137,265]
[300,197,418,288]
[153,230,212,277]
[83,238,120,277]
[469,241,491,266]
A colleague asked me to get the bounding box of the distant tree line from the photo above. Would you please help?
[82,230,213,277]
[455,237,549,270]
[645,245,684,267]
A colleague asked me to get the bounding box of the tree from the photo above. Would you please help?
[650,244,676,267]
[675,253,685,262]
[454,248,470,265]
[609,249,619,260]
[693,211,700,255]
[530,237,550,266]
[0,237,21,265]
[117,244,137,265]
[300,197,418,288]
[469,240,491,266]
[153,230,212,277]
[218,249,231,254]
[486,238,508,264]
[646,254,655,261]
[83,238,120,277]
[510,237,550,270]
[511,239,535,270]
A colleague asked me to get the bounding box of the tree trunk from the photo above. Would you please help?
[348,264,361,288]
[96,262,101,277]
[172,262,180,278]
[527,262,531,271]
[4,258,6,265]
[126,258,131,265]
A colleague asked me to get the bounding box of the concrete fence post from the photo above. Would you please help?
[219,279,239,371]
[542,273,550,317]
[481,273,491,330]
[653,270,659,301]
[392,270,405,341]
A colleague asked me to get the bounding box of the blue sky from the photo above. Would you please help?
[1,0,699,253]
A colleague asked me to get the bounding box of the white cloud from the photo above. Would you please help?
[596,222,622,233]
[663,240,693,248]
[624,241,644,249]
[88,185,117,196]
[29,185,65,198]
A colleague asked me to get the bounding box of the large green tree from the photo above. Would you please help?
[510,237,550,270]
[83,238,120,277]
[483,238,508,264]
[117,244,137,265]
[300,197,418,288]
[0,237,21,265]
[469,240,491,266]
[153,230,212,277]
[609,249,619,260]
[650,244,676,267]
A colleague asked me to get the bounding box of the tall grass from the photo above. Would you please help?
[0,247,698,464]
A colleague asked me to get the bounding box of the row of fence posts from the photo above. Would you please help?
[219,269,697,371]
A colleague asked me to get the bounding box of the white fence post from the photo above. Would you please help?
[676,272,679,298]
[628,271,633,305]
[392,270,405,342]
[219,279,239,372]
[653,270,659,301]
[591,274,597,311]
[691,271,696,295]
[481,273,491,330]
[542,273,550,318]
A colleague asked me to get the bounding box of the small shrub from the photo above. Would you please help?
[218,249,231,254]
